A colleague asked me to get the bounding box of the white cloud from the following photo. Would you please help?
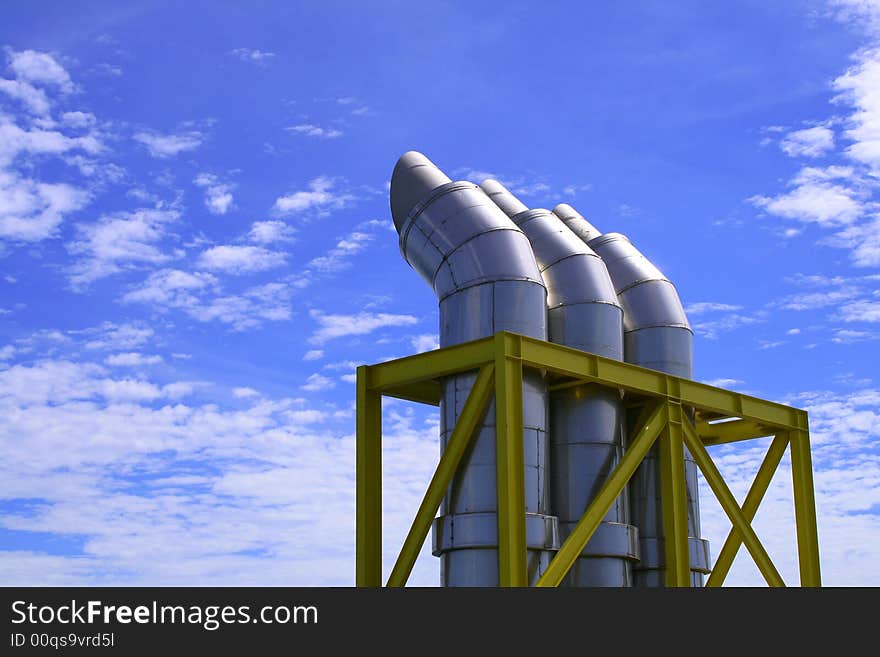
[123,270,291,331]
[229,48,275,63]
[185,282,292,331]
[700,377,745,388]
[67,207,182,287]
[0,171,89,242]
[61,111,96,129]
[684,302,743,315]
[287,124,343,139]
[302,349,324,361]
[104,352,163,367]
[134,130,204,158]
[285,409,327,424]
[309,309,419,344]
[832,328,878,343]
[307,232,371,272]
[410,334,439,353]
[122,269,218,307]
[196,245,286,274]
[0,117,103,166]
[824,217,880,267]
[779,126,835,157]
[692,313,763,340]
[787,328,802,335]
[840,300,880,322]
[193,173,234,215]
[0,345,16,360]
[83,323,154,351]
[833,47,880,170]
[248,220,295,244]
[0,78,50,115]
[272,177,354,217]
[300,373,335,392]
[233,387,259,398]
[749,171,863,226]
[6,49,74,92]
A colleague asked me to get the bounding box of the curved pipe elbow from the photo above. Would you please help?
[390,153,544,302]
[587,233,691,334]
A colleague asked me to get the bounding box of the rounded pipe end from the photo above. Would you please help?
[480,179,529,218]
[553,203,603,242]
[389,150,452,233]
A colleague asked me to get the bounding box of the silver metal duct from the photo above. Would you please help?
[390,152,558,586]
[553,203,711,586]
[482,180,638,586]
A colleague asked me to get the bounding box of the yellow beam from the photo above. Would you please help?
[660,402,691,587]
[790,428,821,587]
[495,333,528,587]
[367,337,494,391]
[698,419,775,446]
[386,364,494,587]
[536,401,666,587]
[381,379,442,406]
[516,335,803,429]
[355,366,382,587]
[706,434,789,587]
[682,420,785,587]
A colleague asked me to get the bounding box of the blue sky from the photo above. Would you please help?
[0,0,878,586]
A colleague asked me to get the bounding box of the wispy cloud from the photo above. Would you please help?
[308,310,419,344]
[104,352,163,367]
[66,207,182,287]
[779,125,835,158]
[193,173,234,215]
[300,373,335,392]
[229,48,275,64]
[307,232,371,273]
[134,130,204,158]
[684,302,743,315]
[196,245,286,275]
[749,166,864,226]
[287,124,343,139]
[248,220,295,244]
[272,176,354,217]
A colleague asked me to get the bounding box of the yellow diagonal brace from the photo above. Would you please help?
[790,428,821,586]
[536,401,666,587]
[386,364,495,587]
[356,366,382,587]
[495,333,527,587]
[682,420,785,587]
[706,434,788,587]
[660,402,690,587]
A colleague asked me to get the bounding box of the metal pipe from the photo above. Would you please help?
[390,152,558,586]
[553,203,710,586]
[482,180,638,586]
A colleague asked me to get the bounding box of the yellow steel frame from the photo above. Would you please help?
[356,331,821,588]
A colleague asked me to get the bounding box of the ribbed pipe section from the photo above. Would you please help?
[483,180,638,586]
[390,152,558,586]
[554,203,710,587]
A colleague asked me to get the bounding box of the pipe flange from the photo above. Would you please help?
[634,537,712,574]
[432,512,559,555]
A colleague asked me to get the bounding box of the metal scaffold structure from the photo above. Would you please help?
[355,331,820,587]
[355,151,821,588]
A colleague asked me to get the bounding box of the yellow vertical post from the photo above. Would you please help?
[495,332,527,587]
[790,424,821,587]
[356,365,382,587]
[660,401,690,587]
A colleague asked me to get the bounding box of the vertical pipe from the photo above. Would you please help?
[390,152,558,586]
[482,181,638,586]
[554,203,710,586]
